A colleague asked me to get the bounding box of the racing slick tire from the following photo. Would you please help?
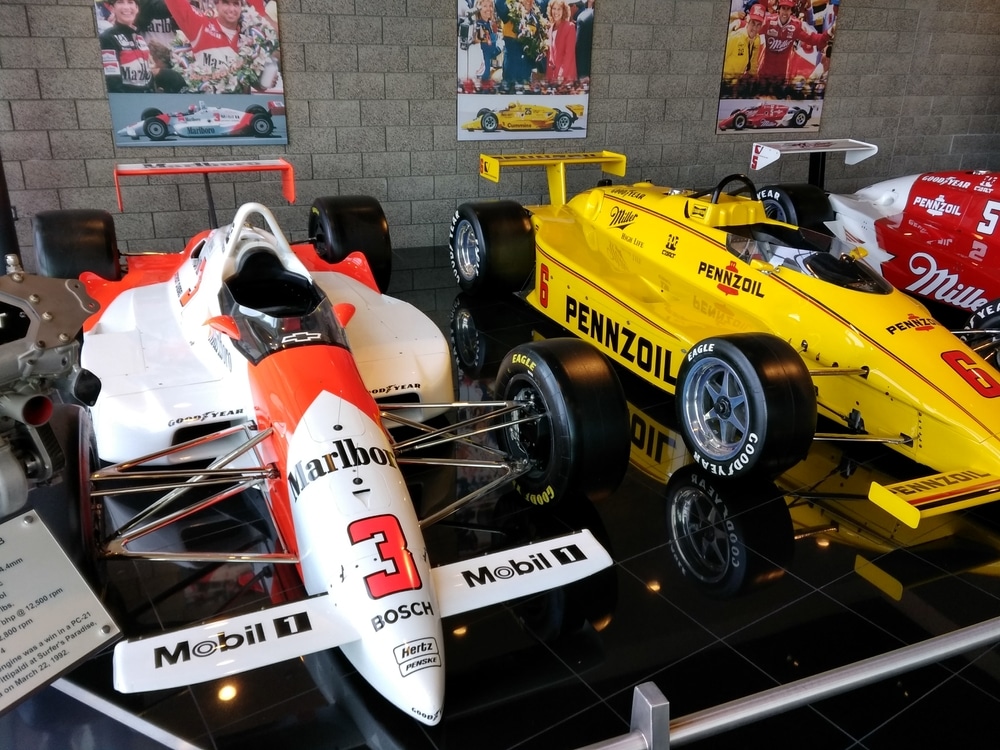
[733,112,747,130]
[666,464,793,598]
[251,114,274,137]
[494,338,630,506]
[676,333,816,479]
[245,104,268,115]
[449,201,534,295]
[308,196,392,292]
[143,117,168,140]
[756,183,835,234]
[790,108,809,128]
[963,298,1000,369]
[481,112,499,132]
[33,208,122,281]
[140,107,162,120]
[553,111,573,132]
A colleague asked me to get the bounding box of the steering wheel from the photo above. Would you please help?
[690,174,760,204]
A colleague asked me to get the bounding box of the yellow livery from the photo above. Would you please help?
[449,152,1000,528]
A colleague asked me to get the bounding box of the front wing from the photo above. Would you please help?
[869,470,1000,528]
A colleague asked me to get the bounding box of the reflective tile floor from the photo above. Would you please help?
[5,290,1000,749]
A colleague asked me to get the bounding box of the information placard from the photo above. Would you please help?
[0,512,120,713]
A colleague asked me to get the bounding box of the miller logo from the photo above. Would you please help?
[609,205,638,231]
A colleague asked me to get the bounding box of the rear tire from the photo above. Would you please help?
[308,196,392,292]
[963,298,1000,369]
[33,209,121,280]
[449,201,534,294]
[494,339,630,505]
[676,333,815,478]
[756,183,835,234]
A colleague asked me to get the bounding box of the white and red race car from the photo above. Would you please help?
[29,163,629,725]
[754,157,1000,326]
[116,100,285,141]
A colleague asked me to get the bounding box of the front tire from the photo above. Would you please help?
[449,201,534,294]
[481,112,499,132]
[666,464,792,598]
[756,183,835,233]
[494,339,630,505]
[963,298,1000,369]
[33,209,121,280]
[676,334,815,478]
[733,113,747,130]
[308,196,392,292]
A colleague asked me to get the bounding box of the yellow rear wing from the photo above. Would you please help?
[869,470,1000,528]
[478,151,627,208]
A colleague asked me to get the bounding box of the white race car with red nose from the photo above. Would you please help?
[32,169,628,724]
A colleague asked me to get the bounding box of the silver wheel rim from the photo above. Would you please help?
[453,220,480,282]
[670,487,729,584]
[681,356,749,462]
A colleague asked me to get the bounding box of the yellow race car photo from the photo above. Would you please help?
[448,151,1000,529]
[461,101,585,133]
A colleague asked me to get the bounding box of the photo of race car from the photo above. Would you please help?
[25,162,630,724]
[116,100,286,141]
[449,151,1000,529]
[461,101,585,133]
[754,170,1000,330]
[718,102,813,131]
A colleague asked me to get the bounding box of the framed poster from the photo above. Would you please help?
[96,0,287,147]
[717,0,838,135]
[457,0,595,141]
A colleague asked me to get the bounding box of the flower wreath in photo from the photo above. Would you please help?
[505,0,549,64]
[174,6,280,94]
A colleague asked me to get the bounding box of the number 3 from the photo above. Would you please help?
[348,514,422,599]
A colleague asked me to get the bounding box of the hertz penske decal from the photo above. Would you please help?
[565,296,673,384]
[289,438,399,501]
[697,260,765,298]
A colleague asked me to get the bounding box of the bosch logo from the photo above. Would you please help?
[372,601,434,632]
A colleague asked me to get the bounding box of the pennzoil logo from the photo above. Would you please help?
[885,313,935,335]
[697,260,765,298]
[912,193,961,218]
[289,438,399,501]
[565,295,674,384]
[609,205,638,231]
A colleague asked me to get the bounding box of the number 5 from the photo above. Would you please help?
[977,200,1000,235]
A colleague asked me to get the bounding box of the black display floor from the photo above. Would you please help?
[5,292,1000,750]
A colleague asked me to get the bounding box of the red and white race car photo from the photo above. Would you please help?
[755,169,1000,339]
[116,100,286,141]
[718,102,813,131]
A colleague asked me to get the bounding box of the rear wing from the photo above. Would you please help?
[869,470,1000,528]
[113,158,296,227]
[478,151,627,207]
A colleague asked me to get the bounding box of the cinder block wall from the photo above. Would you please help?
[2,0,999,304]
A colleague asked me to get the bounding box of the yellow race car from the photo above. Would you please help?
[449,151,1000,528]
[461,102,585,133]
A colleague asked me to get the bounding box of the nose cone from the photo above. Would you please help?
[341,634,445,725]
